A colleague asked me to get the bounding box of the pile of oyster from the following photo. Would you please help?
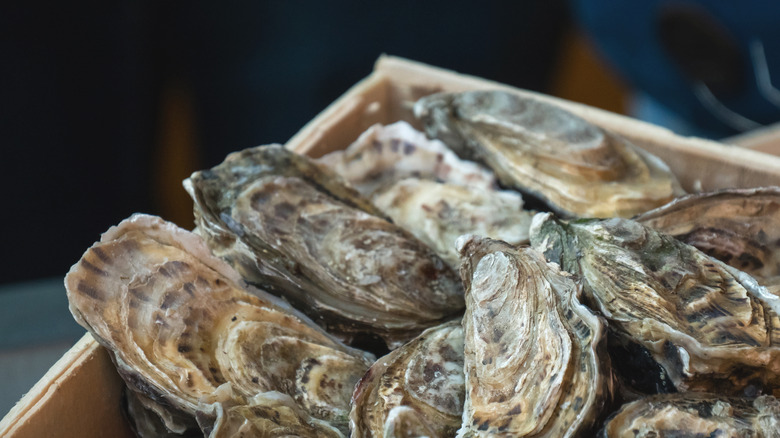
[65,90,780,437]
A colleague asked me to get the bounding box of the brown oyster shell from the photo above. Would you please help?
[636,186,780,294]
[531,213,780,396]
[65,214,374,434]
[600,393,780,437]
[183,144,464,349]
[196,384,344,438]
[457,236,612,437]
[350,320,464,438]
[318,121,532,269]
[414,90,684,218]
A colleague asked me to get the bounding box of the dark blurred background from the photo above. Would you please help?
[3,0,780,285]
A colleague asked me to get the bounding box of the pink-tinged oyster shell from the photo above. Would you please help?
[65,214,373,435]
[319,121,533,268]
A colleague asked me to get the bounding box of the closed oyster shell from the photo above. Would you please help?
[318,121,497,195]
[319,121,532,269]
[600,393,780,437]
[414,90,684,218]
[530,213,780,396]
[457,236,612,437]
[372,179,531,268]
[65,214,374,434]
[350,320,464,438]
[196,384,344,438]
[636,186,780,293]
[184,144,464,349]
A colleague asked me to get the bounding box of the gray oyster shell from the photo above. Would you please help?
[457,236,612,437]
[319,121,532,269]
[350,319,464,438]
[183,144,464,349]
[530,213,780,396]
[636,186,780,294]
[600,393,780,437]
[414,90,684,218]
[65,214,374,435]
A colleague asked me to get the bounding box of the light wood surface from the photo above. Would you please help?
[0,334,134,438]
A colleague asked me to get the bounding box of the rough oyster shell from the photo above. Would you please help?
[318,121,497,195]
[457,236,612,437]
[372,179,532,268]
[636,186,780,294]
[600,393,780,437]
[65,214,374,434]
[196,384,344,438]
[350,320,464,438]
[530,213,780,396]
[184,144,464,349]
[414,90,684,218]
[319,121,532,269]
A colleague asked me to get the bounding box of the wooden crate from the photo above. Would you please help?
[4,55,780,437]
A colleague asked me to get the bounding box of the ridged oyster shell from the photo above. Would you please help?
[350,320,464,438]
[457,236,612,437]
[600,393,780,437]
[636,186,780,294]
[65,214,374,434]
[196,384,344,438]
[414,90,684,218]
[319,121,532,268]
[318,121,498,195]
[184,144,464,349]
[531,213,780,396]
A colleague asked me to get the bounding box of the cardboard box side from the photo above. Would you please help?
[0,334,133,438]
[287,72,390,158]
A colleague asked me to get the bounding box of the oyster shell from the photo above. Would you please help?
[600,393,780,437]
[414,90,684,218]
[317,121,497,196]
[184,144,464,349]
[372,179,532,268]
[636,186,780,294]
[457,236,612,437]
[350,319,464,438]
[196,384,344,438]
[319,122,532,269]
[65,214,374,434]
[530,213,780,396]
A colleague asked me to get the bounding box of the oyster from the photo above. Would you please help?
[530,213,780,396]
[319,121,533,268]
[196,384,344,438]
[65,214,374,434]
[372,179,532,268]
[318,121,497,196]
[414,90,684,218]
[457,236,612,437]
[124,389,200,438]
[600,393,780,437]
[184,144,464,349]
[350,319,464,438]
[636,186,780,293]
